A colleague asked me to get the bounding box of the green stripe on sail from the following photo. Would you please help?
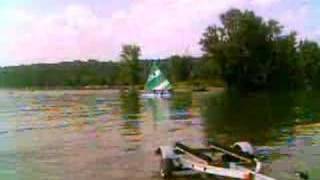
[153,80,171,90]
[145,63,171,91]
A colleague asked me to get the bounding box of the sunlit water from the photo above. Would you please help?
[0,89,319,180]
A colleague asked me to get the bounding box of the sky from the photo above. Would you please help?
[0,0,319,66]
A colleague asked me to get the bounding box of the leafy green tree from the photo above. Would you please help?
[298,40,320,87]
[200,9,301,90]
[169,55,192,82]
[270,32,303,89]
[191,57,220,81]
[120,44,141,86]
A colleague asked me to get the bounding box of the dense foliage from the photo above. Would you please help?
[168,55,192,82]
[0,57,204,88]
[0,60,121,88]
[120,45,142,86]
[200,9,320,90]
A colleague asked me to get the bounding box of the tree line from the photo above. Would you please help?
[0,56,212,88]
[1,8,320,91]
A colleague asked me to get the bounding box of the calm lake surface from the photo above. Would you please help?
[0,89,319,180]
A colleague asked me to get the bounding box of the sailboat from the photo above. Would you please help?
[142,63,172,98]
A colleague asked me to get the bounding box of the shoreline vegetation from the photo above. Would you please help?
[0,82,225,94]
[1,9,320,92]
[0,57,224,91]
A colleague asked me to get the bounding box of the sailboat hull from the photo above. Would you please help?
[141,92,171,99]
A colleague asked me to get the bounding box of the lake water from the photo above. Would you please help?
[0,89,319,180]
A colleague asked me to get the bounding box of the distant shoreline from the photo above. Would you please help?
[0,84,225,93]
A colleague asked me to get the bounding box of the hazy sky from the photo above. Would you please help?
[0,0,319,66]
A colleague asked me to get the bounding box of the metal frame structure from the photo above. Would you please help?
[156,142,276,180]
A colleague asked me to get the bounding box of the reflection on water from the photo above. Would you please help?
[170,92,193,120]
[120,90,142,151]
[202,90,320,179]
[202,91,294,145]
[0,90,319,179]
[144,92,193,123]
[145,96,170,124]
[202,91,320,145]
